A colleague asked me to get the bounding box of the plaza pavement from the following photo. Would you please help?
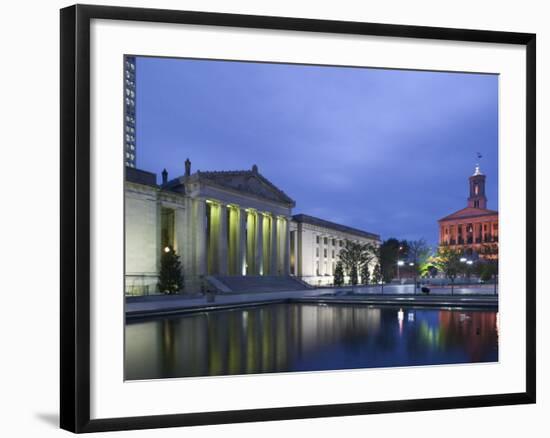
[126,284,498,319]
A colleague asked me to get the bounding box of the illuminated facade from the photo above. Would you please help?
[438,165,498,258]
[290,215,380,286]
[125,161,379,294]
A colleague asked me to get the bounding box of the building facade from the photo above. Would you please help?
[438,165,498,258]
[124,55,137,168]
[125,162,379,295]
[290,214,380,286]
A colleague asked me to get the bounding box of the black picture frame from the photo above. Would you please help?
[60,4,536,433]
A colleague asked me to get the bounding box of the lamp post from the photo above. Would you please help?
[397,260,404,281]
[408,262,415,294]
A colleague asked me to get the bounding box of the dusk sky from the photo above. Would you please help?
[135,56,498,248]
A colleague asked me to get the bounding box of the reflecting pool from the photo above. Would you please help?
[125,303,498,380]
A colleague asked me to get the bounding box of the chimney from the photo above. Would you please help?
[252,164,258,174]
[161,168,168,185]
[185,158,191,177]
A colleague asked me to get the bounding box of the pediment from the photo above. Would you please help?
[198,171,294,205]
[439,207,498,222]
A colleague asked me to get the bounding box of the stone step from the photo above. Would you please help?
[212,275,308,293]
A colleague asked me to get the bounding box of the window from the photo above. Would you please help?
[324,237,328,245]
[332,239,336,246]
[316,247,319,257]
[161,207,175,250]
[332,250,335,258]
[316,236,320,244]
[316,261,320,276]
[339,240,343,247]
[323,249,327,258]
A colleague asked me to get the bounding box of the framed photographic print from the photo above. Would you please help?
[60,4,536,433]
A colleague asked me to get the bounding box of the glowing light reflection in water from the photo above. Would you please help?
[125,303,498,380]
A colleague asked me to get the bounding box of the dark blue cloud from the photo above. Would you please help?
[136,57,498,248]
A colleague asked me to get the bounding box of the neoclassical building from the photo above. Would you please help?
[290,214,380,286]
[125,161,380,295]
[438,165,499,258]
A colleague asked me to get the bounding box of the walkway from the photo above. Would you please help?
[126,285,498,319]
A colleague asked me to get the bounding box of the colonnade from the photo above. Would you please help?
[440,220,499,246]
[197,199,290,276]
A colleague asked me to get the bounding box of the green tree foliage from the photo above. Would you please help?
[433,247,462,294]
[333,261,345,287]
[338,240,375,286]
[360,263,370,285]
[157,246,184,294]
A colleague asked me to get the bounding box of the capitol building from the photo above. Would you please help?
[438,165,498,259]
[125,160,380,295]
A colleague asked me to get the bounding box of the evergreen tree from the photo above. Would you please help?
[361,263,370,285]
[157,246,184,294]
[333,261,345,287]
[372,263,382,284]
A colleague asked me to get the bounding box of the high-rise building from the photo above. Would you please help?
[124,56,137,168]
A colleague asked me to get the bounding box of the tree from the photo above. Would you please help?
[408,239,431,293]
[338,240,375,286]
[378,238,401,282]
[333,261,345,287]
[372,263,382,292]
[433,247,462,295]
[478,243,499,294]
[157,246,184,294]
[349,265,358,286]
[360,263,370,285]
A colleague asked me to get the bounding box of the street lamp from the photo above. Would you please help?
[397,260,404,282]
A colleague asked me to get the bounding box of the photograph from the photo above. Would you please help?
[123,55,500,381]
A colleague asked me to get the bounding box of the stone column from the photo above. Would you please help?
[194,199,207,276]
[218,204,228,275]
[453,224,459,246]
[270,216,278,275]
[292,229,299,276]
[238,208,247,276]
[246,211,255,275]
[283,217,291,275]
[255,213,264,275]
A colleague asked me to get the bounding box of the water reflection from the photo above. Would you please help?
[125,304,498,380]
